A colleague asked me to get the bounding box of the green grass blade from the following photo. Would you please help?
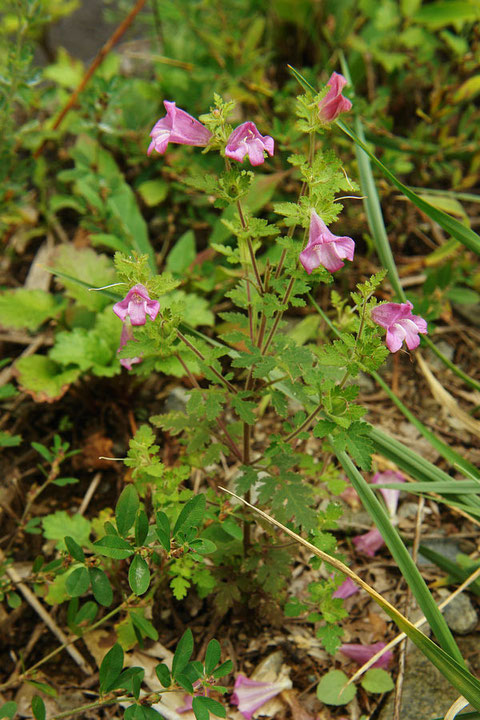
[416,545,480,595]
[287,65,316,93]
[375,480,480,493]
[336,119,480,255]
[371,370,480,486]
[222,488,480,708]
[422,336,480,393]
[336,451,465,666]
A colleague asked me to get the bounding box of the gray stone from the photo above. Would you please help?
[443,592,478,635]
[425,340,455,372]
[417,538,461,566]
[378,642,461,720]
[163,387,189,413]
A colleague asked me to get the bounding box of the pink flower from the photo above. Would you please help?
[333,577,359,600]
[117,323,142,370]
[318,72,352,123]
[300,210,355,274]
[371,470,405,518]
[353,528,384,558]
[113,284,160,327]
[371,301,427,353]
[339,642,393,669]
[148,101,212,156]
[225,122,274,166]
[231,674,291,720]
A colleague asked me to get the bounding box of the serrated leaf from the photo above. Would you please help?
[116,485,139,537]
[128,555,150,595]
[15,356,80,402]
[42,512,91,550]
[231,394,256,424]
[0,289,67,331]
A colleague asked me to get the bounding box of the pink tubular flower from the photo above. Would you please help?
[225,122,274,166]
[333,577,359,600]
[318,72,352,123]
[148,101,212,156]
[371,470,405,518]
[231,674,292,720]
[339,642,393,669]
[113,284,160,327]
[117,323,142,370]
[300,210,355,274]
[371,301,427,353]
[353,528,384,558]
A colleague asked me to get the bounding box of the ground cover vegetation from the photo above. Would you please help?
[1,1,480,719]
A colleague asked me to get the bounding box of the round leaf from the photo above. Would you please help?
[361,668,394,694]
[316,670,356,706]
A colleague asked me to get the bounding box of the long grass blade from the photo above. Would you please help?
[335,451,465,665]
[336,119,480,255]
[220,488,480,708]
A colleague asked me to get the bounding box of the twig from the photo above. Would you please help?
[0,335,46,387]
[77,472,102,516]
[34,0,147,158]
[3,560,93,675]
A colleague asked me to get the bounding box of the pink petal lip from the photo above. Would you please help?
[371,301,427,353]
[148,100,212,155]
[318,72,352,122]
[371,470,405,517]
[113,284,160,326]
[339,642,392,669]
[231,674,292,720]
[333,577,359,599]
[299,209,355,274]
[225,121,274,166]
[353,528,384,557]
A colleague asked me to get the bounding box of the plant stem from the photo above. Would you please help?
[176,330,237,394]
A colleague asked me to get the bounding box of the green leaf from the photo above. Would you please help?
[128,555,150,595]
[134,510,149,547]
[189,538,217,554]
[155,663,171,688]
[0,289,67,331]
[66,567,90,597]
[52,245,117,311]
[204,639,221,675]
[53,477,79,487]
[65,536,85,563]
[231,394,256,424]
[31,695,46,720]
[88,567,113,607]
[0,701,17,719]
[316,670,356,706]
[31,442,53,463]
[336,451,465,666]
[166,231,196,275]
[361,669,394,694]
[414,1,480,29]
[173,495,206,537]
[15,356,80,402]
[27,681,57,698]
[0,431,21,447]
[155,511,170,551]
[93,535,135,560]
[337,119,480,255]
[137,179,168,207]
[99,643,124,694]
[116,485,140,537]
[172,629,194,677]
[42,512,91,550]
[212,660,233,679]
[129,610,159,641]
[193,697,226,720]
